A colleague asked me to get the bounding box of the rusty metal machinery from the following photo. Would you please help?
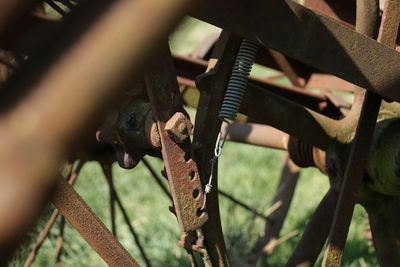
[1,0,400,266]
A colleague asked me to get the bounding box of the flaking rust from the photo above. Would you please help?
[145,43,207,232]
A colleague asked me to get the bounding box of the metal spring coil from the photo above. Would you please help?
[219,39,258,120]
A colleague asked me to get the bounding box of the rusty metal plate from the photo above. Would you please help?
[191,0,400,102]
[145,44,207,232]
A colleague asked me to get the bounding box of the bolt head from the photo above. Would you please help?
[165,112,192,143]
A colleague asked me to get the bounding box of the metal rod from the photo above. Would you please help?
[52,175,140,267]
[0,0,191,259]
[102,164,117,237]
[193,31,242,267]
[191,0,400,102]
[286,188,339,267]
[141,158,172,201]
[54,216,66,266]
[101,164,152,267]
[23,160,84,267]
[218,190,272,222]
[44,0,66,16]
[268,48,303,88]
[221,122,288,150]
[324,0,399,265]
[324,82,381,267]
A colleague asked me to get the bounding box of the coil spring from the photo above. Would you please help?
[219,39,258,120]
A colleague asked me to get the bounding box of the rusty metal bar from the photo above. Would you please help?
[0,0,38,37]
[324,0,399,265]
[268,48,304,88]
[324,56,381,266]
[305,74,355,92]
[221,122,288,150]
[23,160,84,267]
[174,54,342,118]
[240,82,335,149]
[145,44,207,232]
[101,164,152,267]
[52,175,140,267]
[0,0,191,259]
[286,188,339,267]
[302,0,356,26]
[193,31,242,267]
[191,0,400,102]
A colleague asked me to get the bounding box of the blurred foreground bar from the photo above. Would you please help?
[0,0,191,262]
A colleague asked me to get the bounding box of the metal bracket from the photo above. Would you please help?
[144,44,208,232]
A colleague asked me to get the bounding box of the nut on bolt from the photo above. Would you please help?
[165,112,193,143]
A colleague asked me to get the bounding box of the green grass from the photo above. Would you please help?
[10,17,377,267]
[10,144,376,267]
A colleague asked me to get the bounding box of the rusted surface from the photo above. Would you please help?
[0,0,38,38]
[96,98,160,169]
[145,44,207,232]
[165,112,192,144]
[324,1,397,265]
[302,0,356,26]
[1,0,400,265]
[104,164,117,236]
[193,31,242,267]
[23,160,84,267]
[287,136,326,173]
[286,188,339,267]
[306,74,355,92]
[174,53,343,118]
[241,80,335,149]
[268,48,304,88]
[191,0,400,102]
[221,122,288,150]
[0,0,191,258]
[52,176,140,267]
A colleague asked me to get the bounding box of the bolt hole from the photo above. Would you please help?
[189,170,195,180]
[192,189,199,199]
[196,208,204,217]
[184,153,191,162]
